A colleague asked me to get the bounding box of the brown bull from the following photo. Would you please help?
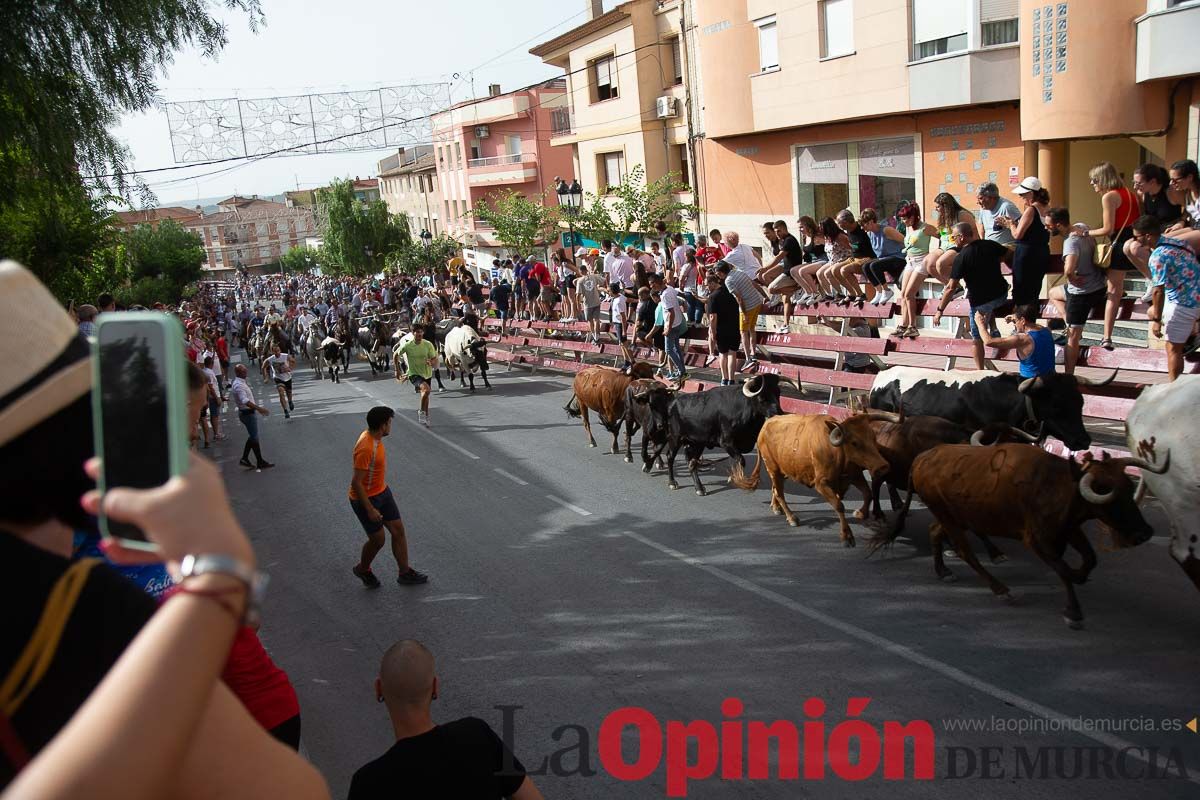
[563,363,656,452]
[730,411,900,547]
[870,444,1167,628]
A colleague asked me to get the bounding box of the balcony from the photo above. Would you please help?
[433,94,530,133]
[1136,3,1200,82]
[550,108,574,136]
[466,151,539,187]
[907,45,1019,111]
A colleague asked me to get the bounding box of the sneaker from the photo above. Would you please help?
[703,355,718,367]
[353,565,382,589]
[203,441,210,449]
[239,457,254,469]
[437,386,445,394]
[775,324,790,334]
[257,461,275,469]
[288,400,295,411]
[397,568,429,585]
[877,288,895,305]
[284,410,290,419]
[740,358,759,372]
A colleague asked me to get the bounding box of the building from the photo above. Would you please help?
[378,146,442,237]
[113,206,200,229]
[285,177,379,208]
[530,0,696,219]
[182,198,316,275]
[351,177,380,203]
[430,80,576,257]
[688,0,1200,330]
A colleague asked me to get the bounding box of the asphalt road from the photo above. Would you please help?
[213,352,1200,800]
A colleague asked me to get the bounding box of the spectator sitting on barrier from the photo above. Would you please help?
[976,303,1056,379]
[348,640,542,800]
[860,208,906,305]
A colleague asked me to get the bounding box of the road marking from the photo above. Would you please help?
[394,412,481,460]
[493,467,529,486]
[545,494,592,517]
[619,529,1196,783]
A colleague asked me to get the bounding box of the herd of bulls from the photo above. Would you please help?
[565,365,1196,630]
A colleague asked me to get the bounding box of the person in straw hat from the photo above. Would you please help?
[0,261,326,798]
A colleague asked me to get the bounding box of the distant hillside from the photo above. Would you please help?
[153,192,289,214]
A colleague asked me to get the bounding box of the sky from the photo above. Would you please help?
[119,0,606,207]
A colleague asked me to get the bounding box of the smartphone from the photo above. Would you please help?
[91,312,191,549]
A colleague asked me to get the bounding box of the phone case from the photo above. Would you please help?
[91,312,190,551]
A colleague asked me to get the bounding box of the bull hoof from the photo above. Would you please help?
[669,483,679,491]
[695,489,706,497]
[939,572,958,583]
[853,510,867,521]
[771,507,782,516]
[787,518,800,527]
[843,538,856,548]
[587,442,597,448]
[1064,615,1084,630]
[999,592,1016,605]
[623,456,633,463]
[991,554,1009,564]
[641,464,652,474]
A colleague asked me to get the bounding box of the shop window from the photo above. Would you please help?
[796,143,850,221]
[795,138,916,227]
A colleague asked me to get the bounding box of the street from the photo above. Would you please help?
[217,355,1200,800]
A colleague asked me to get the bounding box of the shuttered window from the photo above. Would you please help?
[592,56,617,102]
[669,37,683,85]
[912,0,969,60]
[980,0,1019,21]
[820,0,854,59]
[601,151,625,192]
[755,16,778,71]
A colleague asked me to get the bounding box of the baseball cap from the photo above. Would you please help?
[1013,177,1043,195]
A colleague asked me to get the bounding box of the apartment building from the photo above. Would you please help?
[183,196,316,274]
[378,146,442,237]
[530,0,696,224]
[431,81,575,258]
[693,0,1200,251]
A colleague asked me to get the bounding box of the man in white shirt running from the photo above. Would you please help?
[261,343,297,419]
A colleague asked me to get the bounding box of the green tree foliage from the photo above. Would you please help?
[316,178,410,276]
[278,245,317,274]
[118,220,206,306]
[471,189,559,258]
[386,234,462,275]
[574,165,698,245]
[1,0,263,204]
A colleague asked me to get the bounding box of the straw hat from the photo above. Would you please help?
[0,261,92,448]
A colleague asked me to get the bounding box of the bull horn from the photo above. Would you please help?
[1074,369,1118,387]
[743,375,764,397]
[1007,426,1040,442]
[1018,376,1044,394]
[828,422,845,448]
[865,410,903,424]
[1110,449,1171,475]
[970,429,988,446]
[783,376,803,392]
[1078,471,1116,505]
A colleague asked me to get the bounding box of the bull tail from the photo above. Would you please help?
[866,483,915,557]
[729,453,763,492]
[563,393,581,418]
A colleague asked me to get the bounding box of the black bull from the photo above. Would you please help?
[663,373,799,496]
[867,367,1115,452]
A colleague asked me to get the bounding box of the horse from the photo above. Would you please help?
[303,319,328,379]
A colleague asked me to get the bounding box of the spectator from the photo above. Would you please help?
[649,272,687,382]
[709,228,732,256]
[831,208,877,305]
[695,234,723,266]
[815,217,853,302]
[719,231,762,277]
[705,272,741,384]
[760,220,804,332]
[717,260,767,372]
[1003,177,1052,305]
[976,182,1021,247]
[860,208,906,305]
[1125,163,1186,302]
[670,233,689,276]
[677,250,704,324]
[348,640,542,800]
[977,303,1055,379]
[1084,161,1140,349]
[761,221,780,260]
[633,286,660,364]
[1168,158,1200,242]
[557,249,579,322]
[933,222,1011,370]
[894,203,940,340]
[925,192,979,288]
[230,364,273,471]
[1136,215,1200,380]
[202,356,224,444]
[791,216,828,303]
[840,317,880,374]
[575,266,605,345]
[75,304,98,337]
[649,240,666,273]
[96,292,116,313]
[490,279,513,337]
[1046,208,1105,374]
[608,282,634,369]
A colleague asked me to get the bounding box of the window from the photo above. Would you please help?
[454,142,463,169]
[591,55,618,102]
[980,0,1019,46]
[755,15,778,71]
[677,145,690,189]
[820,0,854,59]
[470,139,481,161]
[912,0,968,60]
[981,19,1017,46]
[667,37,683,85]
[794,138,916,227]
[599,151,625,191]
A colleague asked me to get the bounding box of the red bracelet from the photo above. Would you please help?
[174,583,247,623]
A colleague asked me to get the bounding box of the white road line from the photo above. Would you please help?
[545,494,592,517]
[394,412,481,460]
[493,467,529,486]
[619,529,1196,783]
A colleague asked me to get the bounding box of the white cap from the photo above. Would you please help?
[1013,176,1043,195]
[575,247,587,256]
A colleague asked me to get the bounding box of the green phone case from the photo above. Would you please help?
[91,311,190,550]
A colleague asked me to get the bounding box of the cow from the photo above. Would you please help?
[662,373,799,496]
[868,366,1115,452]
[355,313,394,375]
[1126,375,1197,590]
[869,444,1167,628]
[731,411,899,546]
[303,319,328,380]
[563,363,658,452]
[621,379,675,471]
[442,324,492,391]
[320,335,344,383]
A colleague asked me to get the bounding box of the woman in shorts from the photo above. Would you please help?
[1085,161,1140,349]
[894,203,940,339]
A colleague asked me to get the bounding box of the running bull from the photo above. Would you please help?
[564,363,658,452]
[868,366,1114,451]
[442,324,492,391]
[663,373,799,496]
[870,444,1167,629]
[622,379,676,471]
[730,411,900,546]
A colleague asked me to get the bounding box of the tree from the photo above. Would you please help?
[574,165,698,246]
[120,220,206,304]
[386,234,461,275]
[316,178,410,275]
[278,245,317,274]
[471,189,559,258]
[1,1,263,205]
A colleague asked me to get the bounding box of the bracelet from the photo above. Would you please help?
[175,582,248,624]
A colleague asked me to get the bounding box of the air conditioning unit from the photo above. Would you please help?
[655,96,677,119]
[475,125,490,139]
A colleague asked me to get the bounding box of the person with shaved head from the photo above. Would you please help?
[348,640,543,799]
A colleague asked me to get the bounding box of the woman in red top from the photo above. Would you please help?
[1085,161,1139,349]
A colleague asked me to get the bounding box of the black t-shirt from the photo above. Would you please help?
[778,234,804,268]
[951,240,1010,304]
[0,534,156,789]
[636,300,656,331]
[490,283,512,310]
[466,284,485,304]
[404,285,420,303]
[348,717,526,800]
[705,286,740,339]
[846,226,876,259]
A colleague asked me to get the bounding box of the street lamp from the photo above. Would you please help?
[555,177,582,264]
[419,229,433,276]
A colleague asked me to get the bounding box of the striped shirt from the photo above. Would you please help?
[724,269,763,311]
